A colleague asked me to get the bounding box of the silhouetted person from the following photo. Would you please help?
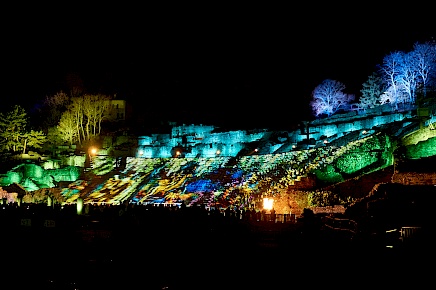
[270,207,276,223]
[300,208,318,241]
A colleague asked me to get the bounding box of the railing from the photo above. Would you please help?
[321,215,358,235]
[400,226,422,241]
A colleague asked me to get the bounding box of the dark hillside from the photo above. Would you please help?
[321,167,394,199]
[396,155,436,173]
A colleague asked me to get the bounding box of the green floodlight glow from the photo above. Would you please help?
[1,171,22,186]
[336,151,379,174]
[405,137,436,159]
[2,122,436,214]
[76,198,83,215]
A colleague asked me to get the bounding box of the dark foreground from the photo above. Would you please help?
[2,204,433,289]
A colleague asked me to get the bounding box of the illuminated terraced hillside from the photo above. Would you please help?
[1,104,436,215]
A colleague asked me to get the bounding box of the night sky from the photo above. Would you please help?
[2,5,435,131]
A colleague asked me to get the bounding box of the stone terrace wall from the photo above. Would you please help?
[392,172,436,185]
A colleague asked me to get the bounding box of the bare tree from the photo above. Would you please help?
[310,79,355,117]
[397,51,419,104]
[58,94,114,146]
[379,42,436,109]
[379,85,408,107]
[413,40,436,98]
[82,94,112,137]
[45,91,70,107]
[69,97,86,144]
[378,51,408,110]
[35,91,71,130]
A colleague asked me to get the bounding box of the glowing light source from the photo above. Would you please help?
[89,147,97,155]
[76,198,83,215]
[263,197,274,211]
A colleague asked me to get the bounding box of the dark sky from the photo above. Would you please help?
[2,6,435,131]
